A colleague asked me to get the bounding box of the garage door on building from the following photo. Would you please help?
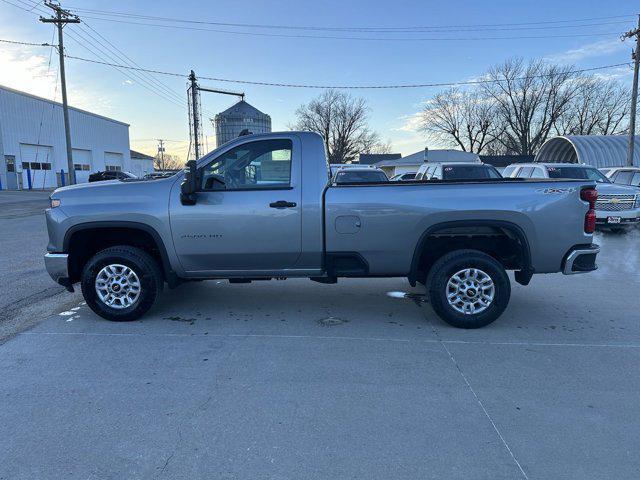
[72,148,92,183]
[104,152,123,172]
[20,143,55,189]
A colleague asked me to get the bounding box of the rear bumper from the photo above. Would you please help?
[562,244,600,275]
[44,253,74,291]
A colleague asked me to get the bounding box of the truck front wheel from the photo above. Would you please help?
[81,246,163,322]
[426,249,510,329]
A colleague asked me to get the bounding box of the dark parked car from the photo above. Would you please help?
[390,172,417,181]
[416,162,502,181]
[333,168,389,184]
[88,170,137,182]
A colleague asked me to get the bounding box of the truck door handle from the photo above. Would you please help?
[269,200,297,209]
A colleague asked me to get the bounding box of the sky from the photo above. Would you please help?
[0,0,636,160]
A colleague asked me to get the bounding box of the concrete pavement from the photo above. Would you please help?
[1,229,639,479]
[1,195,638,479]
[0,190,81,340]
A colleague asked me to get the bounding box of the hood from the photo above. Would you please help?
[50,176,178,197]
[596,182,640,195]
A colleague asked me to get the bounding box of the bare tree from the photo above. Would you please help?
[481,58,576,155]
[420,87,497,153]
[555,77,630,136]
[367,139,392,154]
[292,90,386,163]
[154,153,183,170]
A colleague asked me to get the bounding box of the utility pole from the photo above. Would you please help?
[187,70,243,159]
[188,70,201,160]
[622,15,640,167]
[157,139,165,170]
[40,1,80,184]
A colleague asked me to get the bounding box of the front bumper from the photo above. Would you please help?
[596,216,640,228]
[44,253,74,291]
[562,244,600,275]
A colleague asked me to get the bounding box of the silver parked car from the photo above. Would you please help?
[504,163,640,231]
[601,167,640,188]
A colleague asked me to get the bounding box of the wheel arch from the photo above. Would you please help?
[408,220,533,286]
[63,221,177,285]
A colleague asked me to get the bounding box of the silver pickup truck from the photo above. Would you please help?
[45,132,600,329]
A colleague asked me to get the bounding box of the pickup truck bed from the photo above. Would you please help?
[45,131,600,328]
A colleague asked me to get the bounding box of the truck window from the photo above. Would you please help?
[442,165,501,180]
[517,167,534,178]
[631,172,640,187]
[547,166,610,183]
[502,165,518,177]
[530,167,545,178]
[613,170,634,185]
[334,170,388,183]
[201,139,292,190]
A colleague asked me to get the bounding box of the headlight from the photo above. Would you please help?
[50,198,61,208]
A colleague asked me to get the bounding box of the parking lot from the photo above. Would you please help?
[1,192,639,479]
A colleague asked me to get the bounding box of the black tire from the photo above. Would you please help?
[81,246,163,321]
[426,249,510,329]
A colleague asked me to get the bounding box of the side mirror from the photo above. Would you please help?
[180,160,198,205]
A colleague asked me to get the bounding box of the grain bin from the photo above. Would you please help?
[213,100,271,147]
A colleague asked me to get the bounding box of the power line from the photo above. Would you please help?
[7,0,189,111]
[73,15,622,41]
[0,38,52,47]
[71,23,186,106]
[63,30,186,110]
[78,21,187,105]
[58,6,636,32]
[62,54,633,89]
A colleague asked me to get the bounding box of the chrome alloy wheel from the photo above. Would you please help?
[446,268,495,315]
[95,264,141,309]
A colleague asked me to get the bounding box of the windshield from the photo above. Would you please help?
[442,165,502,180]
[547,166,610,183]
[335,170,388,183]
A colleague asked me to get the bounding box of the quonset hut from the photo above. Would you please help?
[213,100,271,148]
[535,135,640,168]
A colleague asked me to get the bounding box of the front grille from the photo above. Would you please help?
[596,194,637,212]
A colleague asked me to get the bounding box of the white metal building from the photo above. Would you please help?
[0,85,132,190]
[535,135,640,168]
[129,150,155,178]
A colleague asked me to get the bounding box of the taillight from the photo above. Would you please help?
[580,187,598,233]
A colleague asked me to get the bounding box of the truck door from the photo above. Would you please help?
[169,137,302,273]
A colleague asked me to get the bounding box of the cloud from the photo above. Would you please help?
[393,111,423,133]
[0,45,111,112]
[122,79,134,86]
[0,47,59,99]
[592,65,634,82]
[545,38,627,64]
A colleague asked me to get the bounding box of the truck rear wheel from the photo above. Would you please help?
[81,246,163,322]
[426,249,510,329]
